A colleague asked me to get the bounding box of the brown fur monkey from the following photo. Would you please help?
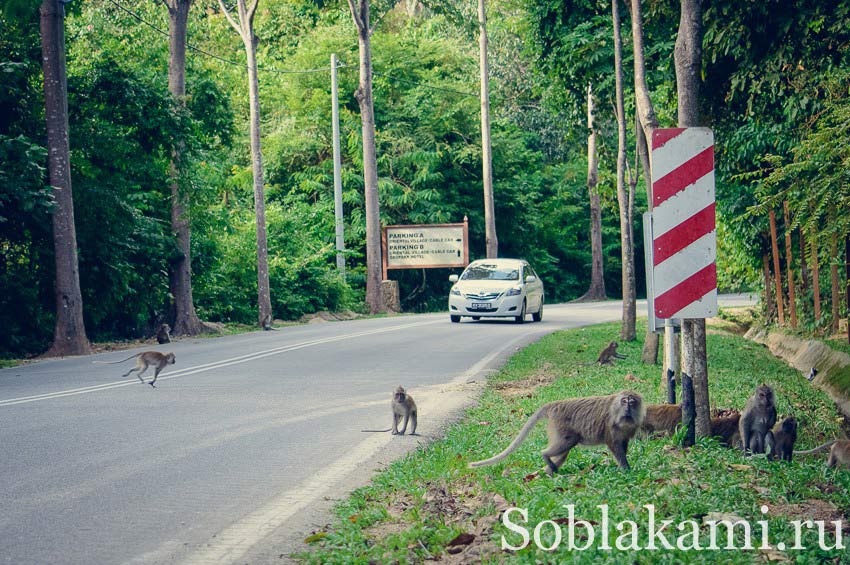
[739,385,777,455]
[767,416,797,462]
[710,413,741,448]
[639,404,682,436]
[361,386,418,435]
[597,341,627,365]
[94,351,175,388]
[795,439,850,469]
[156,323,171,344]
[469,391,645,475]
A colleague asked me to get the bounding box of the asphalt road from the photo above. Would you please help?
[0,296,753,564]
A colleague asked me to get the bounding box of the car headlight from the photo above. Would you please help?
[450,287,462,296]
[506,287,522,296]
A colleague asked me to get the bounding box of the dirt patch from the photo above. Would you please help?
[767,499,849,531]
[493,362,558,398]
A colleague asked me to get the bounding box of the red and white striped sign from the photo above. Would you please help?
[649,128,717,319]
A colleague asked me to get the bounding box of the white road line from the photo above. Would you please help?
[0,320,442,407]
[180,332,534,565]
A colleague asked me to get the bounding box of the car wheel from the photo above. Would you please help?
[532,301,543,322]
[514,300,526,324]
[450,315,461,323]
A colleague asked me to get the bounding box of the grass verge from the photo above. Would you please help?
[296,320,850,564]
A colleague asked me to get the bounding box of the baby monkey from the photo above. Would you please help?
[95,351,176,387]
[362,386,418,435]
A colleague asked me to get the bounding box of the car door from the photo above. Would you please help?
[523,263,543,310]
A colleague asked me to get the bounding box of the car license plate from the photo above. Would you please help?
[470,302,489,310]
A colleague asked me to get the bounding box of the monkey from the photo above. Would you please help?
[766,416,797,462]
[596,341,627,365]
[739,385,777,455]
[156,323,171,344]
[94,351,175,388]
[709,412,742,448]
[793,439,850,469]
[826,440,850,468]
[361,386,418,435]
[638,404,682,437]
[806,367,818,382]
[262,313,278,331]
[468,391,645,476]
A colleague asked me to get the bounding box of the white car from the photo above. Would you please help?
[448,258,544,323]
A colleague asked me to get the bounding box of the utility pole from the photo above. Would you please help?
[478,0,497,258]
[331,53,345,276]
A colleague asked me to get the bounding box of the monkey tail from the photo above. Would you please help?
[360,428,393,433]
[468,405,549,468]
[92,353,140,365]
[794,440,836,455]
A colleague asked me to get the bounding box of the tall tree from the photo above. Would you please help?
[675,0,710,438]
[629,0,660,363]
[40,0,91,357]
[612,0,636,341]
[217,0,273,327]
[161,0,206,336]
[478,0,497,258]
[346,0,384,313]
[577,83,606,301]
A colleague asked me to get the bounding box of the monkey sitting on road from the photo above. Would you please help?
[795,439,850,469]
[156,323,171,344]
[597,341,626,365]
[361,386,418,435]
[94,351,176,388]
[767,416,798,462]
[469,391,645,476]
[739,384,777,455]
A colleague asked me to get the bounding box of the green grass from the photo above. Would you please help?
[296,322,850,564]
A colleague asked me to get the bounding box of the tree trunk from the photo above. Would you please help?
[636,119,660,364]
[762,253,775,322]
[218,0,273,326]
[845,236,850,344]
[810,227,821,324]
[164,0,206,336]
[479,0,498,259]
[769,210,785,325]
[41,0,91,357]
[612,0,635,341]
[347,0,384,313]
[831,230,840,333]
[675,0,709,439]
[783,201,797,328]
[578,83,606,301]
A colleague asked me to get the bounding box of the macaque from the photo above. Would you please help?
[597,341,627,365]
[739,385,777,455]
[795,439,850,469]
[469,391,645,475]
[710,413,741,448]
[639,404,682,437]
[94,351,176,388]
[362,386,418,435]
[156,323,171,344]
[767,417,797,462]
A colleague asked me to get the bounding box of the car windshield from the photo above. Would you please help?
[461,264,520,281]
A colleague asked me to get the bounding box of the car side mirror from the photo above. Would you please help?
[449,274,459,283]
[524,275,537,284]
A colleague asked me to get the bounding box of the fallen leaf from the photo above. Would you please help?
[447,533,476,547]
[727,464,753,471]
[478,421,491,426]
[760,549,791,562]
[304,532,327,544]
[523,471,540,482]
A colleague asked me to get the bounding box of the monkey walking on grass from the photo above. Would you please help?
[469,391,645,476]
[361,386,418,435]
[795,439,850,469]
[94,351,176,388]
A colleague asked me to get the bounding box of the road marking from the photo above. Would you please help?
[0,320,442,407]
[180,332,533,565]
